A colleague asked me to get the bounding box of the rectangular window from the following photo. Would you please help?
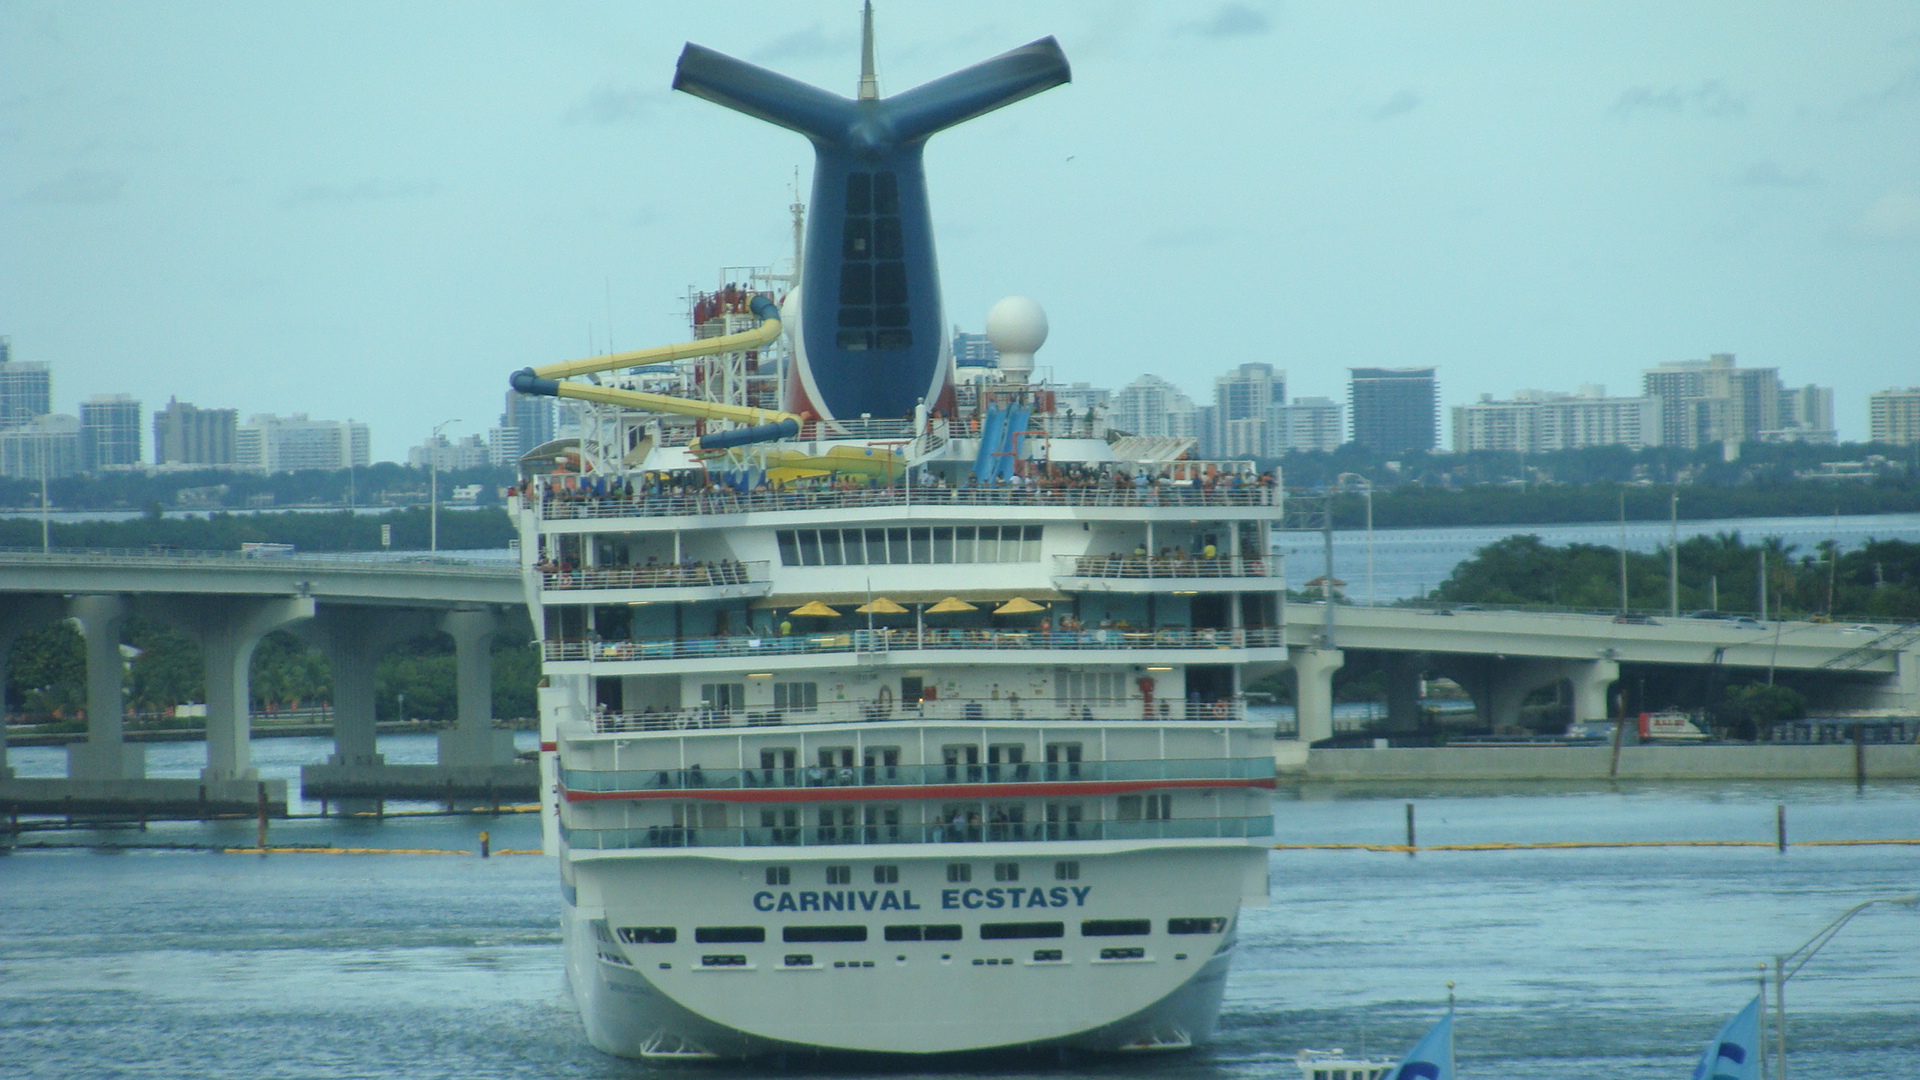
[871,171,899,214]
[841,529,866,564]
[1082,919,1152,937]
[1032,949,1064,962]
[873,261,907,304]
[701,954,749,967]
[838,262,873,304]
[844,172,872,214]
[695,926,765,943]
[884,924,962,941]
[617,926,676,944]
[886,528,907,566]
[993,862,1019,883]
[776,530,799,566]
[1022,525,1044,561]
[873,865,899,884]
[700,683,745,712]
[946,863,972,883]
[980,922,1064,940]
[975,525,1000,564]
[1117,794,1171,821]
[825,865,851,885]
[1098,947,1146,961]
[909,527,932,564]
[796,530,821,566]
[783,925,867,943]
[873,216,904,259]
[952,526,975,563]
[932,526,954,563]
[784,953,815,967]
[1054,861,1080,881]
[818,530,844,566]
[774,682,817,711]
[765,867,790,886]
[1168,917,1228,935]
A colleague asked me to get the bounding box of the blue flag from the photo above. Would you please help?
[1690,996,1762,1080]
[1384,1011,1453,1080]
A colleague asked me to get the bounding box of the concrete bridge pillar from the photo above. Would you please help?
[67,595,146,781]
[148,595,314,782]
[0,595,67,780]
[438,608,514,769]
[1289,647,1345,745]
[297,607,438,769]
[1383,653,1425,733]
[1565,658,1619,724]
[1485,659,1552,731]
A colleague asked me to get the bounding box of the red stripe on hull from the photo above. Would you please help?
[562,776,1275,804]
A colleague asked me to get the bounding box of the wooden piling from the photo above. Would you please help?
[1854,723,1867,787]
[255,781,268,852]
[1405,802,1416,853]
[480,830,491,858]
[1776,804,1786,852]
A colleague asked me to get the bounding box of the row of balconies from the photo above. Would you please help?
[561,815,1276,851]
[582,696,1249,734]
[543,626,1284,664]
[561,755,1275,793]
[530,482,1275,523]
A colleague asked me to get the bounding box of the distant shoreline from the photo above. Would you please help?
[4,718,536,748]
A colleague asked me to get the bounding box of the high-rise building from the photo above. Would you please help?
[409,432,492,471]
[1051,382,1110,415]
[0,414,82,479]
[1278,397,1344,452]
[79,393,142,470]
[1112,374,1198,440]
[1641,353,1828,448]
[1212,363,1287,459]
[1765,384,1837,444]
[1452,386,1662,453]
[236,413,371,473]
[1349,367,1438,454]
[502,390,556,455]
[0,336,52,428]
[153,397,239,467]
[1869,388,1920,446]
[951,328,999,370]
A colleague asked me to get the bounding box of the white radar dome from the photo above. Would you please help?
[985,296,1047,382]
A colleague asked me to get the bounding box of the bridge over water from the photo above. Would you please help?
[0,549,529,814]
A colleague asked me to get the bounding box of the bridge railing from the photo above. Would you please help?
[1055,555,1272,579]
[584,696,1249,734]
[537,560,770,592]
[0,547,516,577]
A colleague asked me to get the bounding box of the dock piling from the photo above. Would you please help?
[480,830,491,858]
[255,781,268,852]
[1777,804,1787,852]
[1405,802,1416,854]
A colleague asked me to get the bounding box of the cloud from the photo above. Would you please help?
[1611,80,1748,119]
[1851,188,1920,242]
[1373,89,1422,121]
[565,86,652,125]
[751,23,855,65]
[1839,66,1920,120]
[1738,160,1819,188]
[1179,3,1272,39]
[283,179,442,208]
[21,168,126,204]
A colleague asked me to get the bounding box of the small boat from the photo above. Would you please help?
[1295,1047,1396,1080]
[1640,710,1710,742]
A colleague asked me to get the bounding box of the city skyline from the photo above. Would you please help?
[5,3,1917,458]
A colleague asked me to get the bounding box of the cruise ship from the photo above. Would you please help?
[511,8,1286,1060]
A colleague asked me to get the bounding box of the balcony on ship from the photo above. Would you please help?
[540,625,1285,671]
[1051,554,1273,593]
[535,558,773,604]
[561,814,1276,851]
[561,752,1273,794]
[574,694,1252,734]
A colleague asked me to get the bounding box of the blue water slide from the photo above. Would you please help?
[998,404,1032,481]
[974,405,1007,483]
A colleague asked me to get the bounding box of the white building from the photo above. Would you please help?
[409,431,493,471]
[1112,374,1198,440]
[1279,397,1343,452]
[1453,385,1663,453]
[1211,362,1286,459]
[236,413,371,473]
[1870,387,1920,446]
[0,413,82,479]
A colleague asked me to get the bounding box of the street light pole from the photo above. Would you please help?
[1770,893,1919,1079]
[429,419,460,553]
[1337,473,1374,606]
[1669,490,1679,617]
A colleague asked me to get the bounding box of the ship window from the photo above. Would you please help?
[838,261,873,304]
[872,171,899,214]
[1054,861,1080,881]
[776,530,799,565]
[837,329,873,350]
[1023,524,1044,560]
[875,305,910,328]
[617,926,676,944]
[837,306,874,328]
[840,529,867,563]
[1058,671,1127,703]
[884,924,961,941]
[874,864,899,884]
[1082,919,1151,937]
[1045,803,1084,840]
[796,531,821,565]
[1116,794,1171,821]
[932,526,954,562]
[875,329,912,351]
[765,867,790,886]
[864,528,887,564]
[909,527,932,563]
[784,925,867,943]
[825,865,851,885]
[699,683,745,712]
[886,528,908,564]
[695,926,765,943]
[785,953,815,967]
[873,217,903,259]
[817,530,844,566]
[701,954,749,967]
[1168,917,1228,935]
[774,682,817,711]
[980,922,1064,940]
[873,262,906,304]
[1032,949,1064,962]
[1099,947,1146,960]
[993,862,1019,882]
[844,172,872,214]
[946,863,972,883]
[842,217,871,259]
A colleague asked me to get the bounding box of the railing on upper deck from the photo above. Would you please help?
[561,814,1276,851]
[543,626,1285,663]
[538,560,770,592]
[1055,555,1272,579]
[585,696,1248,733]
[530,482,1276,522]
[563,755,1273,793]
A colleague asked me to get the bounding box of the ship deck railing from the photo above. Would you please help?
[537,560,770,591]
[560,815,1276,851]
[543,626,1285,663]
[1055,555,1272,579]
[528,483,1276,522]
[562,755,1275,793]
[583,696,1249,733]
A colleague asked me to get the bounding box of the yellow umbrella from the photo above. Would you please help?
[787,600,841,617]
[925,596,978,613]
[857,597,908,614]
[994,596,1045,615]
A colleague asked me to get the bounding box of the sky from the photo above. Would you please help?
[4,1,1918,460]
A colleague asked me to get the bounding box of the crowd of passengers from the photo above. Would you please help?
[534,553,751,587]
[516,461,1273,507]
[634,809,1042,848]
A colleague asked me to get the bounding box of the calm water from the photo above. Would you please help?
[1274,512,1920,603]
[4,779,1915,1078]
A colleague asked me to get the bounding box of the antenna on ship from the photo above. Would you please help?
[857,1,880,100]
